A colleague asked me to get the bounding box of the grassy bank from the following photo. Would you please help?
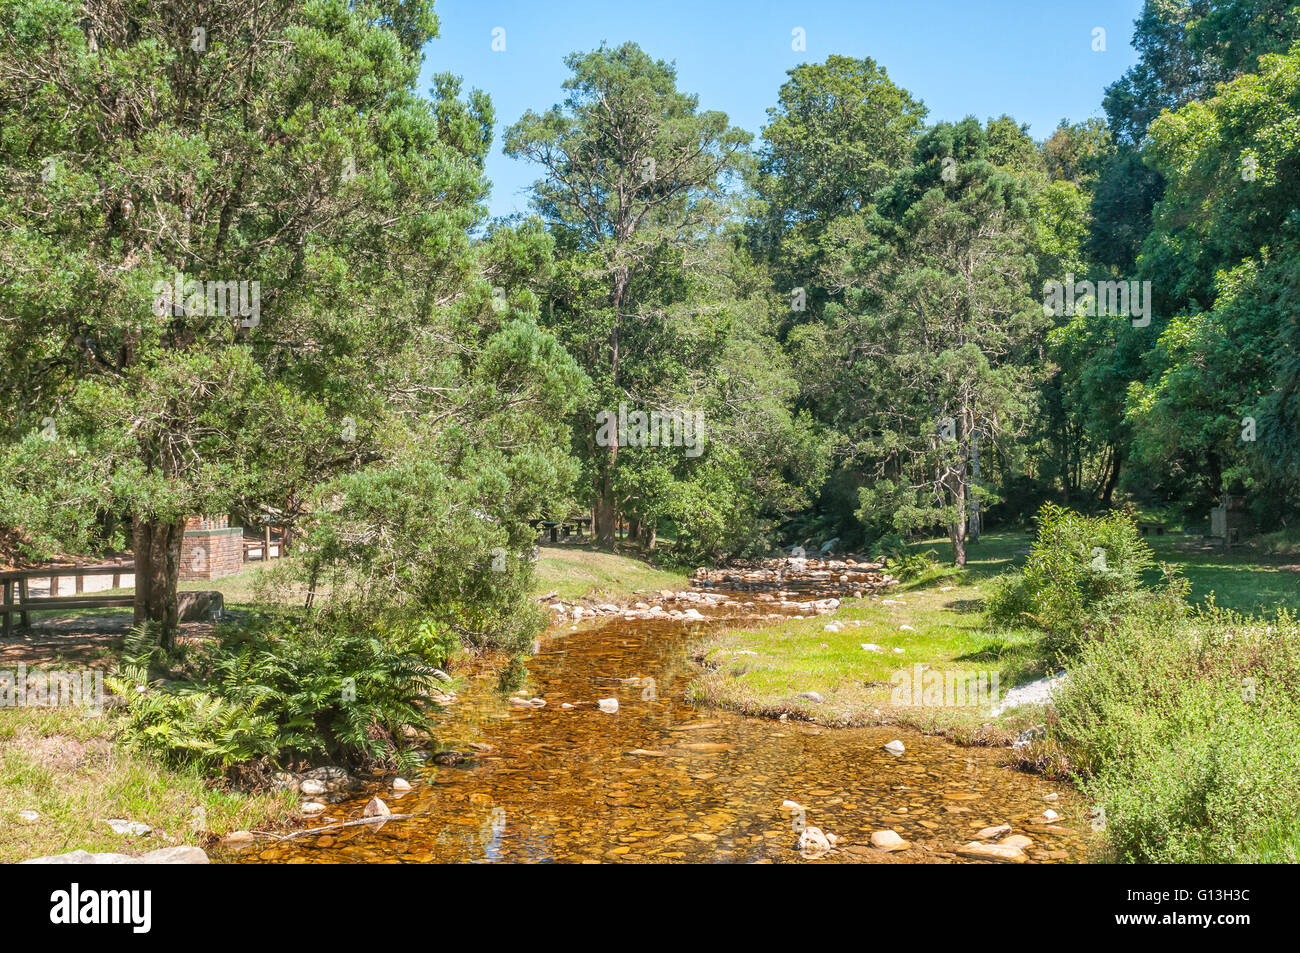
[0,706,293,863]
[689,528,1300,740]
[691,519,1300,863]
[531,545,688,603]
[687,533,1047,741]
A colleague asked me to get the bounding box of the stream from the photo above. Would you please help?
[231,571,1089,864]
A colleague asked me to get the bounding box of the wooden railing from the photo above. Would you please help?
[0,563,135,636]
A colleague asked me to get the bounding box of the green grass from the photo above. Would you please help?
[689,532,1047,740]
[0,706,293,863]
[689,528,1300,741]
[531,545,687,603]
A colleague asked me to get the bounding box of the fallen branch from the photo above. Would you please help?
[254,813,421,841]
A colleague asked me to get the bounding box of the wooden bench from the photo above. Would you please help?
[1,564,135,637]
[1137,521,1168,536]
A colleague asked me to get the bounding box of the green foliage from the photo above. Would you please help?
[108,618,441,773]
[1053,602,1300,863]
[987,504,1157,654]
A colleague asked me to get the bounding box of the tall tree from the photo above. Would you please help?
[505,42,751,546]
[0,0,578,645]
[816,119,1046,564]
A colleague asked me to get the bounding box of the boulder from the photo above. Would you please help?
[956,841,1027,863]
[177,590,224,622]
[796,825,832,857]
[870,829,910,852]
[23,846,208,864]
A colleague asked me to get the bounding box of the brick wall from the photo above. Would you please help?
[179,519,244,581]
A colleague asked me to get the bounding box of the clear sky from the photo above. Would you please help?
[417,0,1145,219]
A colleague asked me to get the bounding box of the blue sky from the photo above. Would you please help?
[418,1,1145,219]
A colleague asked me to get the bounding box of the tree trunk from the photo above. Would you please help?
[627,517,641,542]
[968,428,982,542]
[949,453,968,567]
[646,523,657,551]
[133,518,184,650]
[595,462,617,547]
[1101,446,1124,505]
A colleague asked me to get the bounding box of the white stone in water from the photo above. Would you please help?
[1043,792,1059,801]
[597,698,619,713]
[870,829,909,852]
[781,800,804,813]
[1042,809,1060,822]
[301,802,327,815]
[392,778,412,792]
[796,825,831,856]
[300,779,327,796]
[363,797,391,817]
[561,702,574,709]
[883,740,905,755]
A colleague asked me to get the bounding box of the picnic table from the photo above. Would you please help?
[529,517,592,543]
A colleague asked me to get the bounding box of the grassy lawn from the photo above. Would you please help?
[0,706,293,863]
[688,532,1045,740]
[531,545,687,603]
[689,528,1300,741]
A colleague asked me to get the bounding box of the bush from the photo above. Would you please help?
[1052,603,1300,863]
[108,617,444,774]
[986,503,1155,655]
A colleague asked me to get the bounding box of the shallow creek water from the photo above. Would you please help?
[233,582,1088,864]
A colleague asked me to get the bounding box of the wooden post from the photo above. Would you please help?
[17,577,29,629]
[75,570,84,594]
[3,579,12,638]
[265,524,272,560]
[48,575,57,597]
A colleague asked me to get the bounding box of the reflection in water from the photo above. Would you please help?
[235,595,1089,864]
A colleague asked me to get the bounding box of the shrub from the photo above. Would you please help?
[986,503,1155,655]
[109,617,443,774]
[1052,603,1300,863]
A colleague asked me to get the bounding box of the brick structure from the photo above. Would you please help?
[179,515,245,581]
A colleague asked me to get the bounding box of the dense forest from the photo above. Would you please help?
[2,0,1299,637]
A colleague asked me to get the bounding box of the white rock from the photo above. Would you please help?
[860,643,883,652]
[17,810,39,823]
[597,697,619,713]
[796,825,831,856]
[22,847,208,864]
[899,624,915,631]
[883,740,905,755]
[301,802,327,815]
[870,829,910,852]
[300,779,327,796]
[392,778,412,792]
[363,797,392,817]
[104,819,151,836]
[1042,809,1060,822]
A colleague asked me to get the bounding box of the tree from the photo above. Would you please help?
[0,0,577,645]
[749,55,927,326]
[816,119,1046,564]
[504,42,751,547]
